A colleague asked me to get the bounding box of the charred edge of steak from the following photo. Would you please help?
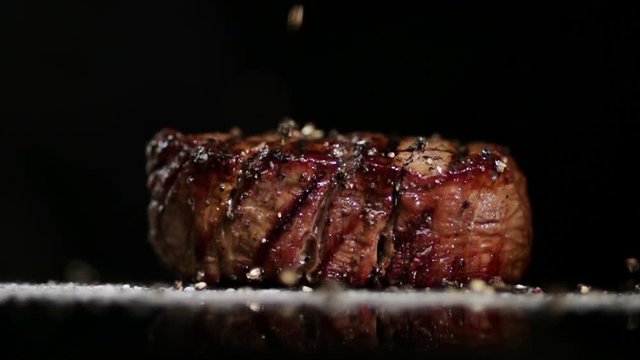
[191,136,243,282]
[226,145,272,221]
[369,135,402,287]
[311,134,399,286]
[302,136,354,283]
[314,138,366,278]
[354,139,398,286]
[220,135,289,280]
[146,130,238,279]
[222,131,342,282]
[255,170,322,267]
[146,131,195,274]
[385,136,432,286]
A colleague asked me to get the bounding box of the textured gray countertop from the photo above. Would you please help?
[1,282,639,313]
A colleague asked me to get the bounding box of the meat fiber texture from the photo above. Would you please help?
[146,122,532,288]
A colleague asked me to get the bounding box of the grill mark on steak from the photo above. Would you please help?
[385,137,430,286]
[313,134,398,286]
[222,139,291,279]
[226,146,271,221]
[303,136,354,283]
[263,174,336,283]
[354,154,398,285]
[256,172,320,267]
[224,132,344,282]
[259,140,341,283]
[207,134,282,279]
[314,139,365,280]
[369,135,402,286]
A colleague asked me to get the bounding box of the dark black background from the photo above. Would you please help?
[2,1,639,289]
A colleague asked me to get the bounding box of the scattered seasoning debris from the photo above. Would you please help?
[442,279,463,289]
[279,269,300,286]
[626,258,640,273]
[495,158,508,173]
[173,280,183,290]
[246,267,264,281]
[578,284,591,294]
[301,286,313,293]
[278,119,298,138]
[531,287,544,294]
[248,302,262,312]
[300,123,324,139]
[287,5,304,31]
[194,282,207,291]
[195,270,205,281]
[512,284,528,294]
[301,123,314,136]
[469,279,489,293]
[488,277,509,291]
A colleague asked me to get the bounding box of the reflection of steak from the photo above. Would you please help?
[146,122,532,287]
[149,305,528,354]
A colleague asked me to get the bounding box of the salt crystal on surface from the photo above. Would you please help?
[246,267,263,281]
[194,282,207,290]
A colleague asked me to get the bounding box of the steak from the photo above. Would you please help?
[146,122,532,287]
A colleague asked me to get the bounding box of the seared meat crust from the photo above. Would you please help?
[146,123,531,287]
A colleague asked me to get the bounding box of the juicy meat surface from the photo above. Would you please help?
[146,123,532,287]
